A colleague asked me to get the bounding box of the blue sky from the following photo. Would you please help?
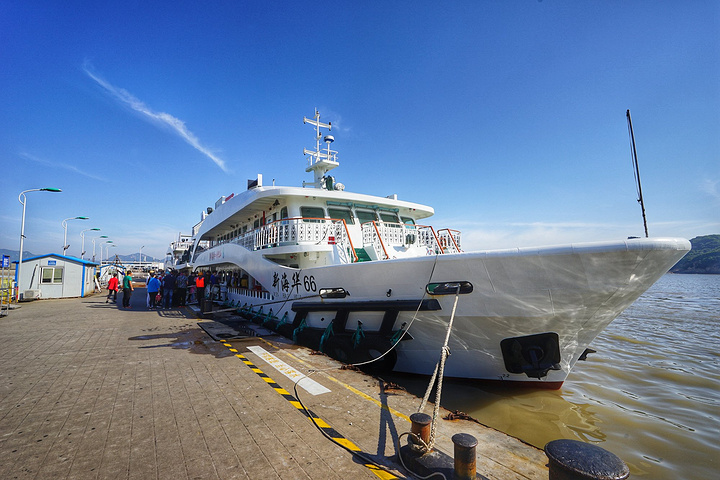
[1,1,718,260]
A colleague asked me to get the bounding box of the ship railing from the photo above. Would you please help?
[232,217,358,261]
[361,222,463,259]
[437,228,462,254]
[227,286,273,301]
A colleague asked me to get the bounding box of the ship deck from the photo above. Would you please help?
[0,290,548,479]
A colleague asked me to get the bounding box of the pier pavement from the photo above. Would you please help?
[0,290,548,479]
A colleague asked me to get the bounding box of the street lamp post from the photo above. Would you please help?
[139,245,145,270]
[80,228,101,260]
[62,216,89,256]
[17,187,62,300]
[101,241,114,264]
[104,244,116,263]
[92,236,109,262]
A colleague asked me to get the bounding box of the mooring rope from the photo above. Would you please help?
[416,284,462,451]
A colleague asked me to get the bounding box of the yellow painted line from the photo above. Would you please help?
[312,417,332,429]
[282,351,411,423]
[219,342,398,480]
[259,337,280,350]
[334,437,362,451]
[365,464,400,480]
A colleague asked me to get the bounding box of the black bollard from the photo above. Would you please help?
[452,433,478,480]
[544,439,630,480]
[409,413,432,450]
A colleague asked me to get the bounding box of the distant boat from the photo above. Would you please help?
[166,110,690,388]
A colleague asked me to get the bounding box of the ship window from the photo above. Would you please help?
[301,206,325,222]
[280,207,288,219]
[327,208,354,225]
[402,217,416,225]
[254,219,260,229]
[355,210,377,224]
[380,212,399,224]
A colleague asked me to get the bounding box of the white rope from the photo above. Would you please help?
[417,285,461,451]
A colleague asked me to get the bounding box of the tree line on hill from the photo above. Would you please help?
[669,234,720,274]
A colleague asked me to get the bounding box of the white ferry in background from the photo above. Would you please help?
[167,110,690,388]
[165,233,197,271]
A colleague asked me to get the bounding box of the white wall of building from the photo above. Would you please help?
[16,254,98,299]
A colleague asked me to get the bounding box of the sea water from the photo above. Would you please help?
[388,274,719,479]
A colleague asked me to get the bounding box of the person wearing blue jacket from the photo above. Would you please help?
[147,273,161,309]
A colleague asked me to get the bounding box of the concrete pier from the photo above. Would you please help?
[0,291,549,479]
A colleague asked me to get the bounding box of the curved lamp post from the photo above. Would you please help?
[92,235,109,262]
[17,187,62,300]
[104,244,117,264]
[80,228,101,260]
[62,216,89,255]
[101,240,114,264]
[139,245,145,269]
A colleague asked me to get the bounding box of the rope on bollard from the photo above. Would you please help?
[416,284,462,452]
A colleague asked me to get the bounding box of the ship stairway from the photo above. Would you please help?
[354,248,372,262]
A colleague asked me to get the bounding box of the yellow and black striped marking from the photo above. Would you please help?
[221,342,397,479]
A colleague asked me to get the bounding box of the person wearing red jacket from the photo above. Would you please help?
[196,272,206,311]
[106,272,119,303]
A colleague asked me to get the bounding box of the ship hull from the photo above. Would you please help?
[194,237,690,387]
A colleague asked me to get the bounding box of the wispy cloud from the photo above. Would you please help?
[19,151,109,182]
[83,62,229,172]
[700,178,720,202]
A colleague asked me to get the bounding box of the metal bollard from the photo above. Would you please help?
[544,439,630,480]
[409,413,432,449]
[452,433,478,480]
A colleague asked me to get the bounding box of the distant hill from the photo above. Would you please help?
[114,253,162,263]
[0,249,36,264]
[670,235,720,274]
[0,249,160,264]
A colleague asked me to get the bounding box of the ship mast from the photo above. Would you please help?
[303,109,339,189]
[626,109,649,238]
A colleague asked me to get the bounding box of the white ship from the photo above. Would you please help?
[169,110,690,388]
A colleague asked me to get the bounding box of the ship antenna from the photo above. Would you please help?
[626,109,649,238]
[303,109,339,188]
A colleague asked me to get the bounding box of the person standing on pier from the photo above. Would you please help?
[195,271,205,311]
[162,271,176,309]
[122,270,134,308]
[176,271,188,307]
[187,271,196,304]
[106,272,119,303]
[147,273,161,309]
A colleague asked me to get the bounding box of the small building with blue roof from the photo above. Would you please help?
[14,254,99,300]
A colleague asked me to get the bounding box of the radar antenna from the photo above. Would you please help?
[303,109,339,188]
